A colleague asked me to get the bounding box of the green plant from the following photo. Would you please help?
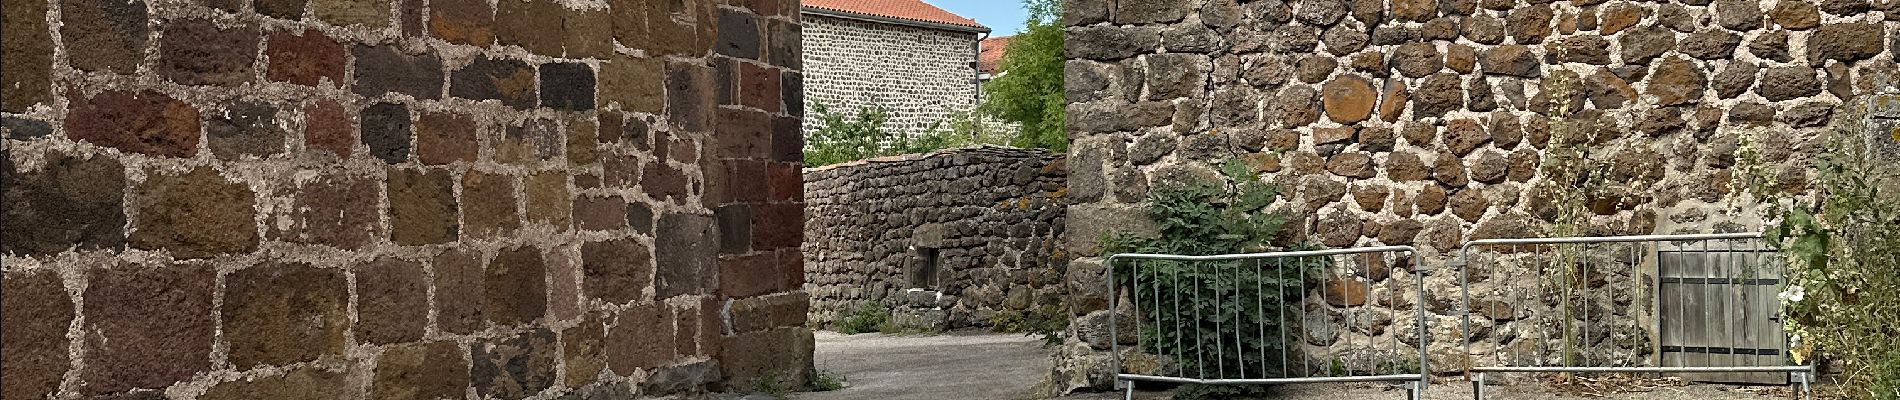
[836,302,891,335]
[1102,160,1326,388]
[980,0,1065,152]
[990,305,1070,345]
[804,103,899,167]
[1741,103,1900,399]
[906,111,1015,153]
[811,369,848,392]
[750,370,804,397]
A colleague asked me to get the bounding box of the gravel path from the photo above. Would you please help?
[790,331,1806,400]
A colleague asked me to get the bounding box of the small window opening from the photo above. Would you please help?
[908,247,939,290]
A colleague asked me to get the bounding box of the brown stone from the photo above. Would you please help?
[1807,23,1885,63]
[66,90,201,158]
[269,174,380,249]
[574,195,628,231]
[2,0,53,112]
[1645,57,1707,106]
[1380,219,1424,245]
[1393,0,1436,21]
[387,168,458,245]
[1314,126,1357,146]
[524,171,572,228]
[1321,76,1378,123]
[1,152,128,255]
[562,317,608,387]
[415,112,478,165]
[157,19,259,86]
[1584,70,1638,109]
[719,327,814,385]
[1277,85,1322,127]
[1446,44,1478,73]
[450,57,536,109]
[200,366,350,400]
[1417,185,1448,215]
[1471,299,1520,320]
[1507,5,1553,43]
[473,329,558,398]
[224,262,348,368]
[372,342,469,400]
[1323,276,1372,306]
[607,303,675,372]
[81,264,214,394]
[2,270,74,400]
[1413,74,1465,119]
[581,238,654,305]
[356,257,427,345]
[1401,122,1436,146]
[1352,184,1389,212]
[433,249,486,334]
[264,30,346,88]
[1715,0,1763,30]
[1598,2,1646,34]
[1480,45,1540,77]
[60,0,149,73]
[130,166,258,258]
[314,0,391,27]
[1759,66,1822,101]
[304,100,354,157]
[430,0,493,45]
[462,170,521,237]
[496,0,565,56]
[1327,152,1377,179]
[1391,43,1444,78]
[352,45,444,100]
[1449,187,1488,221]
[205,101,286,160]
[1620,25,1677,64]
[487,246,548,326]
[1771,1,1821,29]
[1378,79,1409,122]
[1387,151,1430,181]
[1444,119,1490,156]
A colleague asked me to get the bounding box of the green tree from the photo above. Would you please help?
[981,0,1065,152]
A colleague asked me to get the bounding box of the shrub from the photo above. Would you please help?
[991,305,1070,345]
[1741,105,1900,399]
[836,302,891,335]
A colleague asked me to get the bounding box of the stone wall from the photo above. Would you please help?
[801,13,982,138]
[0,0,813,398]
[803,146,1066,331]
[1055,0,1899,393]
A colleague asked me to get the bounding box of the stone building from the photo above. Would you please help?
[802,0,990,138]
[1054,0,1899,394]
[803,146,1067,331]
[1,0,812,398]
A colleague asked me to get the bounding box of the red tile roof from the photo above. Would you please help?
[804,0,987,30]
[979,36,1012,74]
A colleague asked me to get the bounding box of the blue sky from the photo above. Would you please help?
[931,0,1029,36]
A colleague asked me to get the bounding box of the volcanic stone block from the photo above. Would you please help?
[573,195,628,231]
[82,263,214,394]
[224,262,348,368]
[60,0,149,73]
[524,171,573,228]
[372,341,469,400]
[1,152,126,256]
[718,327,813,385]
[431,0,494,45]
[462,170,521,237]
[600,56,665,114]
[715,7,761,60]
[472,329,559,399]
[541,62,597,110]
[65,90,201,158]
[450,57,536,109]
[2,270,74,400]
[432,248,485,334]
[255,0,306,18]
[130,166,258,258]
[386,167,458,245]
[606,303,674,372]
[666,62,716,132]
[486,246,547,326]
[267,174,381,249]
[2,0,52,112]
[496,0,565,56]
[304,100,355,157]
[157,19,260,86]
[355,257,428,345]
[1807,23,1885,63]
[655,213,716,299]
[415,111,478,165]
[353,45,444,100]
[266,29,347,87]
[206,101,286,160]
[314,0,391,27]
[361,102,413,164]
[581,238,653,304]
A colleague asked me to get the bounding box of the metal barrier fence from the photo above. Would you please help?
[1456,233,1814,399]
[1107,246,1429,400]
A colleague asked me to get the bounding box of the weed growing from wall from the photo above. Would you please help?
[1739,102,1900,399]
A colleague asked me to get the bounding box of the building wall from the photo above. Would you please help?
[1055,0,1899,393]
[0,0,812,398]
[803,146,1066,330]
[801,13,981,138]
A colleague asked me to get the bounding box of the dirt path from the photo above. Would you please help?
[794,331,1053,400]
[789,331,1804,400]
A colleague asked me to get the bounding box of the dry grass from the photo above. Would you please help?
[1543,374,1689,397]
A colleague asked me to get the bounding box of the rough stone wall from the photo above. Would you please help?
[803,146,1066,330]
[1055,0,1900,393]
[801,13,982,138]
[0,0,813,398]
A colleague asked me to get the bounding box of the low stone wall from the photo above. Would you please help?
[803,146,1066,331]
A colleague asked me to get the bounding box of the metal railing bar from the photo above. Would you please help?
[1463,232,1763,247]
[1113,246,1420,261]
[1117,373,1427,385]
[1471,366,1813,373]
